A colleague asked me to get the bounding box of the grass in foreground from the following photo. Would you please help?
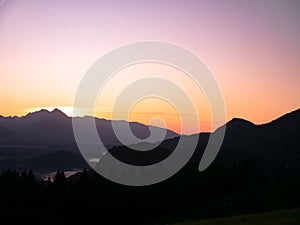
[172,208,300,225]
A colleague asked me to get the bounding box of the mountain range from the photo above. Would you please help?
[0,108,299,178]
[101,108,300,180]
[0,109,179,147]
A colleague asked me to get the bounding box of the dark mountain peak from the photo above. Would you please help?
[25,108,67,120]
[49,108,68,118]
[227,118,256,127]
[25,109,50,119]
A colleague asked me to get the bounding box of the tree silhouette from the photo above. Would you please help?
[53,169,67,187]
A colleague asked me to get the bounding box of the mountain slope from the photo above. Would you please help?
[102,108,300,177]
[0,125,19,144]
[195,108,300,177]
[15,149,87,173]
[0,109,179,147]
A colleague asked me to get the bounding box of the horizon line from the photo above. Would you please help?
[0,106,299,136]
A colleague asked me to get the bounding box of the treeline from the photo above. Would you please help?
[0,161,299,225]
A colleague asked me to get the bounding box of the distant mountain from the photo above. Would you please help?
[0,109,179,147]
[0,108,299,178]
[15,149,87,173]
[0,148,87,175]
[99,108,300,179]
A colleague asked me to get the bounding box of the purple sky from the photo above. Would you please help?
[0,0,299,132]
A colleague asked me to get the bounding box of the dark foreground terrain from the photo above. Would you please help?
[172,208,300,225]
[0,161,299,225]
[0,108,299,224]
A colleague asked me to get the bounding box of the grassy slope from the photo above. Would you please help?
[172,209,300,225]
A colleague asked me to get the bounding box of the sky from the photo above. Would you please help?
[0,0,299,134]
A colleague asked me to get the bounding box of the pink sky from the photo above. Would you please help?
[0,0,299,133]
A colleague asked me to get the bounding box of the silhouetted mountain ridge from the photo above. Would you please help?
[99,108,300,179]
[0,108,179,146]
[201,108,300,178]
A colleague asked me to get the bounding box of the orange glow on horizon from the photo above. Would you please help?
[0,1,299,134]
